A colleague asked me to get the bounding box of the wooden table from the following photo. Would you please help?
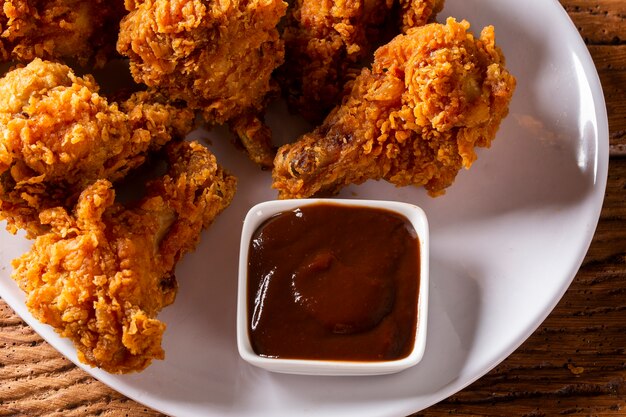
[1,1,625,416]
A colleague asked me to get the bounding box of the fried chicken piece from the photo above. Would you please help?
[277,0,443,123]
[272,18,516,199]
[0,59,195,236]
[0,0,125,66]
[277,0,394,124]
[398,0,444,32]
[11,140,237,373]
[117,0,287,168]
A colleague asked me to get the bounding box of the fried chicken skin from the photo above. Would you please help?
[398,0,444,32]
[0,59,195,236]
[272,18,516,199]
[0,0,125,66]
[277,0,443,123]
[11,140,237,373]
[117,0,287,167]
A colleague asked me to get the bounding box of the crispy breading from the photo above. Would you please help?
[0,0,125,66]
[277,0,443,123]
[0,59,195,236]
[117,0,287,167]
[398,0,444,32]
[11,140,237,373]
[272,18,516,199]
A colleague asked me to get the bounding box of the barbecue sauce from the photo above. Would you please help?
[247,203,420,361]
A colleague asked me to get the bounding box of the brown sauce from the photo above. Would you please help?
[247,203,420,361]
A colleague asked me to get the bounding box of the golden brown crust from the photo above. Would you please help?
[0,0,125,66]
[277,0,394,123]
[116,0,287,167]
[276,0,444,124]
[0,59,195,236]
[272,18,516,199]
[398,0,444,32]
[11,140,236,373]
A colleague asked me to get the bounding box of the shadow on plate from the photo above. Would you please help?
[229,256,483,412]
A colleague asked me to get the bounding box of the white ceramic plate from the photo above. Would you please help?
[0,0,608,415]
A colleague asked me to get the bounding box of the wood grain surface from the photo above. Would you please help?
[1,1,625,416]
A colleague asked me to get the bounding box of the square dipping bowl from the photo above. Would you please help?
[236,199,429,376]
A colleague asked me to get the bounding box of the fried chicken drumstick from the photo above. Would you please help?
[0,59,195,236]
[272,18,516,199]
[117,0,287,167]
[11,140,237,373]
[277,0,444,123]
